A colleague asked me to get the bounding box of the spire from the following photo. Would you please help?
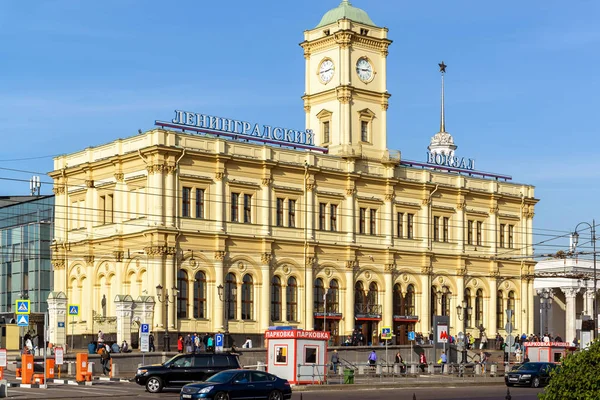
[439,61,447,133]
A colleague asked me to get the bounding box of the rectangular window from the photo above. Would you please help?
[508,225,514,248]
[407,213,414,239]
[288,199,296,228]
[476,221,482,246]
[323,121,330,144]
[244,194,252,223]
[499,224,506,248]
[361,121,368,142]
[195,189,205,219]
[359,208,366,234]
[369,209,376,235]
[396,212,404,238]
[330,204,337,231]
[276,198,284,227]
[319,203,326,230]
[467,220,474,245]
[100,194,114,224]
[433,216,440,242]
[443,217,449,242]
[182,187,191,218]
[231,193,239,222]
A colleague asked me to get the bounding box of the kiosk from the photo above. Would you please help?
[265,329,329,385]
[524,342,577,363]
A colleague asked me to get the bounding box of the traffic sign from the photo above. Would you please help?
[16,300,30,315]
[437,324,449,343]
[141,323,150,333]
[381,326,392,340]
[215,333,224,352]
[140,323,150,352]
[68,304,80,316]
[408,331,416,341]
[58,321,65,328]
[505,322,513,334]
[55,347,64,365]
[17,315,29,327]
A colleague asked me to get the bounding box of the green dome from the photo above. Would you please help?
[316,0,375,28]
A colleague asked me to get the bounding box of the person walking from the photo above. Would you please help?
[480,332,488,350]
[368,350,377,371]
[185,334,193,353]
[177,336,184,353]
[419,351,427,373]
[440,351,447,374]
[331,350,340,374]
[149,333,155,352]
[99,345,111,375]
[207,335,214,353]
[479,351,488,374]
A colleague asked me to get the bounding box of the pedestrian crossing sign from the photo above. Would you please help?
[16,299,30,315]
[68,304,80,316]
[17,314,29,327]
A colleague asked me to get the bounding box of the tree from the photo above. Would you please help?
[539,340,600,400]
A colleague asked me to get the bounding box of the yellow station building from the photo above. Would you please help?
[48,0,537,348]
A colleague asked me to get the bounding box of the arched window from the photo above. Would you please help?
[441,286,451,316]
[355,281,366,313]
[406,284,415,315]
[271,276,282,322]
[328,279,339,313]
[286,277,297,322]
[241,274,253,320]
[225,273,237,320]
[177,270,188,319]
[508,290,516,324]
[393,283,403,315]
[475,289,484,328]
[193,271,206,319]
[314,278,325,312]
[430,287,437,325]
[465,288,472,328]
[496,290,504,329]
[368,282,378,314]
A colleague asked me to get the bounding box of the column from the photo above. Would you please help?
[47,291,67,347]
[154,164,165,225]
[488,276,497,336]
[304,258,314,330]
[260,254,272,331]
[384,192,394,246]
[260,178,272,236]
[345,187,355,243]
[527,279,535,335]
[52,185,66,242]
[421,199,430,250]
[165,253,176,330]
[145,165,154,223]
[281,280,288,323]
[383,266,394,329]
[456,275,465,332]
[457,201,465,252]
[344,264,355,335]
[213,251,225,331]
[563,288,578,343]
[113,172,125,225]
[85,179,95,231]
[306,178,315,239]
[147,251,164,330]
[520,278,527,335]
[215,172,225,231]
[585,289,594,317]
[115,295,134,345]
[489,206,498,254]
[165,166,175,226]
[419,272,431,334]
[84,257,95,333]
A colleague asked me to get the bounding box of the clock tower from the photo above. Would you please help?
[301,0,392,158]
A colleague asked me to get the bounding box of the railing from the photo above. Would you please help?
[354,304,382,314]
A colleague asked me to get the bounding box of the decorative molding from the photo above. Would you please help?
[384,192,395,202]
[215,172,225,181]
[304,105,311,113]
[261,178,272,187]
[144,246,177,256]
[420,266,433,275]
[422,198,431,206]
[489,270,500,278]
[384,263,395,273]
[166,165,176,175]
[346,187,355,196]
[456,267,467,276]
[146,165,154,174]
[307,257,317,267]
[214,251,225,261]
[85,180,95,188]
[305,183,315,192]
[457,200,467,210]
[334,32,352,48]
[562,287,580,297]
[114,173,124,182]
[51,259,65,270]
[113,251,124,262]
[489,205,499,215]
[345,260,356,269]
[336,86,352,104]
[261,253,272,265]
[84,255,95,265]
[52,186,66,195]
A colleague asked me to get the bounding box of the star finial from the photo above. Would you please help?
[438,61,447,74]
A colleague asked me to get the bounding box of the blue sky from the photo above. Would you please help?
[1,0,599,254]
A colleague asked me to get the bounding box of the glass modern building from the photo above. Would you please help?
[0,195,54,314]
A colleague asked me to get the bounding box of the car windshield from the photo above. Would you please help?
[163,355,183,366]
[518,363,542,371]
[206,370,238,383]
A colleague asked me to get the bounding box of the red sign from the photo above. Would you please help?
[524,342,573,347]
[264,330,330,340]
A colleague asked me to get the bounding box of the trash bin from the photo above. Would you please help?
[343,368,355,384]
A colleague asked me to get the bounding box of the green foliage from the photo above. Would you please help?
[539,340,600,400]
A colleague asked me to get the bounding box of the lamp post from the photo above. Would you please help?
[456,300,472,363]
[217,284,237,349]
[537,289,553,337]
[571,220,597,340]
[156,284,177,352]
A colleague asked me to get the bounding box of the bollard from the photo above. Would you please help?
[427,364,434,374]
[0,380,7,398]
[393,364,400,375]
[21,354,34,385]
[490,364,497,377]
[257,361,266,372]
[112,362,119,377]
[410,364,417,375]
[475,364,482,375]
[358,365,365,375]
[76,353,90,382]
[375,364,382,375]
[46,359,55,379]
[68,362,75,376]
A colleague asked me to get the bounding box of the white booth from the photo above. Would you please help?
[524,342,576,363]
[265,329,329,385]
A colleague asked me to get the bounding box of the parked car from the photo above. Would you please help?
[180,369,292,400]
[135,353,241,393]
[505,361,558,388]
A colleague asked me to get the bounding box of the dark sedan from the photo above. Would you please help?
[180,369,292,400]
[505,362,558,388]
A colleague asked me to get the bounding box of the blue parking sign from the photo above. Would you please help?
[408,331,416,341]
[215,333,224,347]
[141,324,150,333]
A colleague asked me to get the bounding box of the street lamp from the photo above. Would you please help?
[536,289,553,337]
[217,284,237,349]
[456,300,472,363]
[571,220,597,340]
[156,284,178,352]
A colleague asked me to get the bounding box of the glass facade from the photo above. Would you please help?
[0,196,54,313]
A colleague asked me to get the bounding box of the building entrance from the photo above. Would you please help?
[313,318,340,345]
[355,320,380,346]
[394,322,416,345]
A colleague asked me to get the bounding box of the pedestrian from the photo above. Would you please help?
[121,340,131,353]
[111,341,120,353]
[395,351,406,373]
[185,334,193,353]
[480,332,488,350]
[88,341,97,355]
[419,351,427,373]
[177,336,184,353]
[99,345,111,375]
[149,333,155,352]
[207,335,214,353]
[368,350,377,371]
[479,351,488,374]
[331,349,340,374]
[194,333,201,353]
[440,351,447,373]
[97,330,104,344]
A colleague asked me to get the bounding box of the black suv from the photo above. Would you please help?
[135,353,242,393]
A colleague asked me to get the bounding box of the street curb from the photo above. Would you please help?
[292,380,506,391]
[93,376,132,383]
[47,379,94,385]
[7,383,47,388]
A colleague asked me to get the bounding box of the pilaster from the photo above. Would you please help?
[115,295,135,345]
[344,260,355,335]
[304,257,315,331]
[260,253,272,331]
[563,288,579,343]
[47,291,68,348]
[213,251,225,331]
[383,264,394,328]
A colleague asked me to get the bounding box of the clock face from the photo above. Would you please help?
[356,58,373,82]
[319,59,335,84]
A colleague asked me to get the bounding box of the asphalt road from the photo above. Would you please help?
[5,382,543,400]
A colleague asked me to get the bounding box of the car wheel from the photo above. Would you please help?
[531,377,541,388]
[145,376,163,393]
[214,392,230,400]
[268,390,283,400]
